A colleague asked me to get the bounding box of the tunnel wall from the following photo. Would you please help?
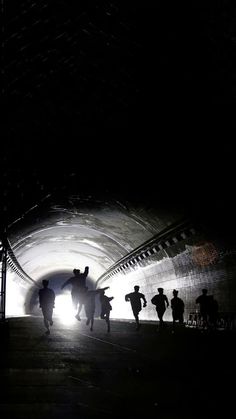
[101,239,236,323]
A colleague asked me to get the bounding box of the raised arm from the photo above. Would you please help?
[98,287,110,291]
[84,266,89,276]
[96,286,110,293]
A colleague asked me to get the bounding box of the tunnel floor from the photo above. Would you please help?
[1,317,235,419]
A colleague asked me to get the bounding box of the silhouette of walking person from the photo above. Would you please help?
[100,288,114,333]
[196,288,210,328]
[151,287,169,328]
[171,289,185,329]
[84,286,110,331]
[39,279,55,335]
[61,266,89,320]
[125,285,147,330]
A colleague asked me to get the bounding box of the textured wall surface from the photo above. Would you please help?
[102,238,236,322]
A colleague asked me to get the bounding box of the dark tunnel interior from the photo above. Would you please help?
[1,3,236,419]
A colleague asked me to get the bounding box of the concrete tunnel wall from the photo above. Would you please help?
[98,239,236,323]
[5,199,236,322]
[4,197,180,317]
[6,237,236,322]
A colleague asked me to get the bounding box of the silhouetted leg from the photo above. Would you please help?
[75,303,83,320]
[47,307,53,326]
[72,293,79,311]
[90,316,94,331]
[158,312,164,328]
[172,319,176,331]
[134,313,140,330]
[42,308,50,334]
[44,316,49,330]
[201,312,208,329]
[106,312,110,332]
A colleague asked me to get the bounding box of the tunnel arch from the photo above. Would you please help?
[5,194,181,316]
[4,193,236,323]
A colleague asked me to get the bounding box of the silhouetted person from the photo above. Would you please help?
[125,285,147,330]
[39,279,55,335]
[171,289,185,328]
[207,295,219,329]
[196,288,209,328]
[100,288,114,333]
[84,286,110,331]
[61,266,89,320]
[151,287,169,328]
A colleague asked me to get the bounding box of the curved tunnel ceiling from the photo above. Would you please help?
[8,195,184,286]
[2,149,236,318]
[2,1,236,319]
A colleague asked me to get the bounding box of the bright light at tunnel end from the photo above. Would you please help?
[54,293,78,326]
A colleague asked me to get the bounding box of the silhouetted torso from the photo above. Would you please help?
[39,288,55,309]
[151,294,169,312]
[171,296,184,320]
[125,291,145,313]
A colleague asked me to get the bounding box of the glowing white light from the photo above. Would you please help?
[6,276,25,316]
[54,293,77,325]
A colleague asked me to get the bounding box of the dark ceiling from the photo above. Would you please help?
[2,1,236,240]
[3,1,236,137]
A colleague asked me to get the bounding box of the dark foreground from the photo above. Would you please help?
[0,316,235,419]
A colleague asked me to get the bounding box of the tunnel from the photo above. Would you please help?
[4,189,236,326]
[1,1,236,418]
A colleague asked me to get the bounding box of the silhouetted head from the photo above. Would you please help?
[173,289,178,296]
[42,280,49,288]
[134,285,140,292]
[202,288,208,295]
[158,287,164,294]
[73,268,80,276]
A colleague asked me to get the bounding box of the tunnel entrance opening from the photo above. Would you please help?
[25,270,101,320]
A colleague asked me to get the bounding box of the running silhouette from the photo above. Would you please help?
[125,285,147,330]
[151,287,169,328]
[196,288,210,328]
[171,289,185,328]
[61,266,89,320]
[84,286,110,331]
[100,288,114,333]
[39,279,55,335]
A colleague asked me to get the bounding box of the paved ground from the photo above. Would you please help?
[1,316,235,419]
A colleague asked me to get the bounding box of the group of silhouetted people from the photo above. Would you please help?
[124,286,185,330]
[38,267,219,335]
[39,266,114,334]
